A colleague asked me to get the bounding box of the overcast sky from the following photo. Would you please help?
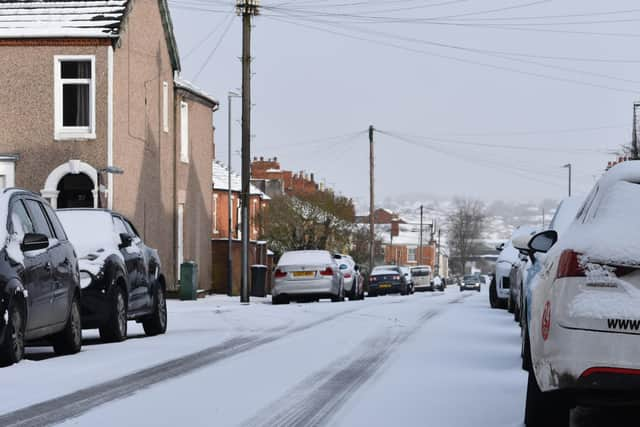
[168,0,639,209]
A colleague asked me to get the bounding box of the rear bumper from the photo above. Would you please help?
[272,277,339,298]
[369,282,404,294]
[414,284,434,291]
[460,284,481,290]
[533,324,640,395]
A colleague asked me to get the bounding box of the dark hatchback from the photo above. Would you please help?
[368,265,410,296]
[0,189,82,366]
[57,209,167,343]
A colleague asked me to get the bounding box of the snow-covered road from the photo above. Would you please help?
[1,288,529,426]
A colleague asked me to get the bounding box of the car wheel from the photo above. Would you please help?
[272,295,289,305]
[52,296,82,356]
[508,292,515,314]
[522,325,532,372]
[142,285,167,336]
[524,370,570,427]
[0,303,25,367]
[489,280,499,308]
[331,285,345,302]
[100,285,128,343]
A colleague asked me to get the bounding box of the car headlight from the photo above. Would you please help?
[79,271,93,289]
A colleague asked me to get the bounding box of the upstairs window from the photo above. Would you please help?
[54,56,95,140]
[180,101,189,163]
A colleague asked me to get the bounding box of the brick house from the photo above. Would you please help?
[0,0,218,291]
[211,161,271,295]
[251,157,320,198]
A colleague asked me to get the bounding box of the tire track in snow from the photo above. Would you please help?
[0,301,397,427]
[244,294,472,427]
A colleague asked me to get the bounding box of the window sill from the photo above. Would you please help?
[55,132,96,141]
[180,158,189,164]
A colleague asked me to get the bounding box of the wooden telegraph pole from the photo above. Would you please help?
[237,0,259,303]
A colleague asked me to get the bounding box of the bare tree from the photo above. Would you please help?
[446,198,486,275]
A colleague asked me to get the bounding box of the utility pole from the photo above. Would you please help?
[419,205,424,265]
[237,0,259,304]
[227,91,240,296]
[369,125,375,271]
[436,228,441,276]
[633,102,640,160]
[563,163,572,197]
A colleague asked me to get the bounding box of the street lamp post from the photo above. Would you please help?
[97,166,124,209]
[228,91,241,296]
[563,163,572,197]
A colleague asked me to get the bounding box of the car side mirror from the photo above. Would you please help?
[119,233,133,249]
[495,242,505,252]
[529,230,558,253]
[21,233,49,252]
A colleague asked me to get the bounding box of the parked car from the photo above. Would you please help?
[460,274,481,292]
[518,162,640,426]
[518,195,585,371]
[491,226,535,310]
[0,189,82,366]
[56,209,167,342]
[411,265,433,291]
[399,266,415,294]
[368,265,410,296]
[432,275,445,291]
[334,254,365,300]
[272,250,344,304]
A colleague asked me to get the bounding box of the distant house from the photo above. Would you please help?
[356,208,406,225]
[0,0,219,291]
[211,161,272,295]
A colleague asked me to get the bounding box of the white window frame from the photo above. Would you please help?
[0,160,15,189]
[54,55,96,140]
[408,247,417,263]
[213,194,218,233]
[180,101,189,163]
[177,204,184,281]
[162,81,169,133]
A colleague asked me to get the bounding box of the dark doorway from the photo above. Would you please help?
[57,173,94,208]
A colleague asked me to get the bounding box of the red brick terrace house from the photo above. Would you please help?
[251,157,321,198]
[211,161,271,295]
[0,0,219,291]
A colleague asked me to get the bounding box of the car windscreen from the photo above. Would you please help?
[57,210,118,257]
[278,251,332,266]
[411,268,430,276]
[372,266,399,274]
[463,275,476,281]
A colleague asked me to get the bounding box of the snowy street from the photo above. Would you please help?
[1,288,531,427]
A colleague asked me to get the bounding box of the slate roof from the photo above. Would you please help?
[0,1,128,38]
[213,162,271,200]
[0,0,181,71]
[175,77,219,108]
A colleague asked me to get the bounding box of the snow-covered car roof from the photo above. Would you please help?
[556,161,640,265]
[278,250,333,266]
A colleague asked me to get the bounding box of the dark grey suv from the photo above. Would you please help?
[0,189,82,366]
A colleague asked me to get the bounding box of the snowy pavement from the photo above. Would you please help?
[1,288,530,426]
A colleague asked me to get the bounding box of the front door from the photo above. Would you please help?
[56,173,94,208]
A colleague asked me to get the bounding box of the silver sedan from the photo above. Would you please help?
[272,250,344,304]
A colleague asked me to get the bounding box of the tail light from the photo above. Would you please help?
[274,269,287,279]
[370,276,378,282]
[320,267,334,276]
[557,250,585,278]
[393,275,401,281]
[344,273,352,279]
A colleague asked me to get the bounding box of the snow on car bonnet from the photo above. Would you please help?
[278,250,333,266]
[57,210,120,257]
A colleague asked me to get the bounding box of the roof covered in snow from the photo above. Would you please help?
[212,162,270,200]
[0,0,181,71]
[175,77,218,108]
[0,1,128,38]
